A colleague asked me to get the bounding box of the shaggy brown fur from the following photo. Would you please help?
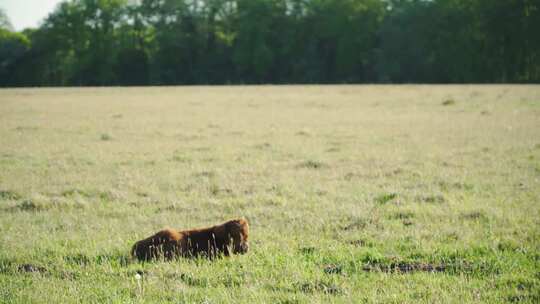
[131,218,249,261]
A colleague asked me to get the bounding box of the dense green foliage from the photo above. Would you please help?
[1,0,539,86]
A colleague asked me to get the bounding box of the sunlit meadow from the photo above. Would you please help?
[1,85,539,303]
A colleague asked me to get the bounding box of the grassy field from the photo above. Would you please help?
[0,85,539,303]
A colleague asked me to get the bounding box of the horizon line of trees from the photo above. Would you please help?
[1,0,539,87]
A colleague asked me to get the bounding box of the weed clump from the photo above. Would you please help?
[179,273,209,287]
[375,192,398,204]
[299,247,316,255]
[98,189,125,202]
[349,239,374,247]
[461,211,488,222]
[442,99,456,106]
[95,253,129,267]
[171,155,192,163]
[14,126,39,131]
[0,190,21,200]
[18,199,44,211]
[416,194,446,204]
[323,264,343,274]
[297,160,327,169]
[254,142,271,149]
[64,254,91,266]
[18,264,47,274]
[343,172,358,180]
[61,188,91,198]
[196,171,215,178]
[438,181,474,191]
[100,133,112,141]
[0,258,15,274]
[359,251,496,275]
[296,129,312,136]
[403,220,414,226]
[341,218,368,231]
[298,280,343,295]
[16,195,86,211]
[390,211,415,220]
[362,261,448,273]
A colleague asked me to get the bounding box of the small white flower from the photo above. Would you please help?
[135,273,142,280]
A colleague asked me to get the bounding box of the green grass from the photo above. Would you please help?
[0,85,539,303]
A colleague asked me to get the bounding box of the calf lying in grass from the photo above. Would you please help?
[131,218,249,261]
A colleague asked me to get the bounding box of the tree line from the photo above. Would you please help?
[1,0,539,87]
